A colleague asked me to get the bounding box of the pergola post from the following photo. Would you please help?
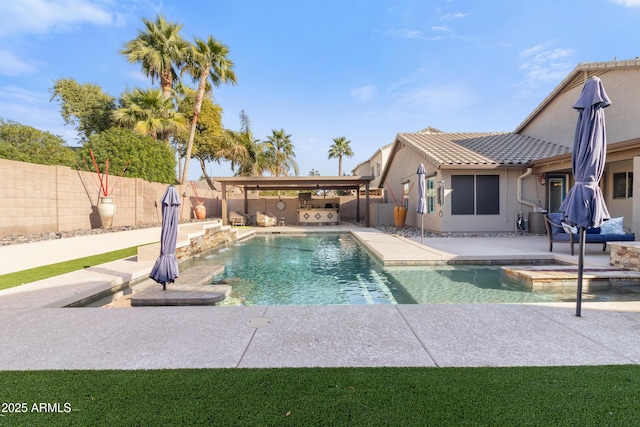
[356,187,360,223]
[365,182,370,227]
[243,185,248,214]
[221,183,228,225]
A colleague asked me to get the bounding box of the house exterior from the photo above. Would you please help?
[379,130,568,233]
[377,59,640,234]
[352,143,392,190]
[518,60,640,233]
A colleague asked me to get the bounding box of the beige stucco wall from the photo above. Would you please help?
[520,68,640,148]
[0,159,217,238]
[606,159,634,229]
[382,144,544,233]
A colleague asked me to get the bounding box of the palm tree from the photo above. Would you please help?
[328,136,354,176]
[121,15,189,100]
[113,88,188,142]
[265,128,299,176]
[228,111,267,176]
[180,36,237,184]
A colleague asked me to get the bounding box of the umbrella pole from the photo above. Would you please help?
[421,215,424,245]
[576,227,586,317]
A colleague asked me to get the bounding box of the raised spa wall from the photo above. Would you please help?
[137,220,240,265]
[610,241,640,271]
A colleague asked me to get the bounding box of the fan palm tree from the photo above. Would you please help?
[113,88,188,142]
[328,136,354,176]
[180,36,237,184]
[265,128,299,176]
[121,15,189,100]
[228,111,266,176]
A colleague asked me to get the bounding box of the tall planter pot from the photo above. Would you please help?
[393,206,407,227]
[194,201,206,220]
[98,196,116,228]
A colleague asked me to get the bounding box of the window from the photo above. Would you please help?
[402,181,410,208]
[613,172,633,199]
[371,166,374,176]
[427,177,435,214]
[376,162,381,176]
[451,174,500,215]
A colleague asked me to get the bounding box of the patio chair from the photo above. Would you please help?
[228,211,249,226]
[256,211,277,227]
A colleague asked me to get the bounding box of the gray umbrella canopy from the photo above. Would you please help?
[417,164,427,244]
[560,76,611,228]
[150,185,181,290]
[559,76,611,316]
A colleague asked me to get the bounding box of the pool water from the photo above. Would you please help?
[199,234,561,306]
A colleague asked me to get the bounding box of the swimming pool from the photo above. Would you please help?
[197,233,563,306]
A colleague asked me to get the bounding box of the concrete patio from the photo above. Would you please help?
[0,222,639,370]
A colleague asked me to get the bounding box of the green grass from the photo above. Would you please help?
[1,366,639,425]
[0,247,138,291]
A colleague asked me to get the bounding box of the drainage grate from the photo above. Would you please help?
[246,317,272,328]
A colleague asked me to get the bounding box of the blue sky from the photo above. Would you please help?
[1,0,640,179]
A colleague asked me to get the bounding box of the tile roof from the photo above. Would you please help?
[397,131,570,167]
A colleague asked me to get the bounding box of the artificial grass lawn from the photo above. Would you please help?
[0,247,138,291]
[1,366,639,425]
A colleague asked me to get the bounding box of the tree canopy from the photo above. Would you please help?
[121,15,189,99]
[265,128,298,176]
[49,78,115,141]
[0,119,76,167]
[328,136,354,176]
[78,128,176,184]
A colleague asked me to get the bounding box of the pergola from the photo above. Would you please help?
[212,176,375,227]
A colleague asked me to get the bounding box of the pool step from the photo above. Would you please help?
[503,265,640,293]
[355,274,375,304]
[131,265,230,306]
[370,270,398,304]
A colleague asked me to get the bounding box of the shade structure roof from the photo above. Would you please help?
[212,175,375,192]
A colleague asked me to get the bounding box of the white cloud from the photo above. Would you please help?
[0,0,113,38]
[387,28,426,39]
[611,0,640,6]
[517,42,575,86]
[0,49,38,76]
[351,85,377,102]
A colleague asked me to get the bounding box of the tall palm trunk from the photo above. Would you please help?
[339,156,343,176]
[181,68,209,184]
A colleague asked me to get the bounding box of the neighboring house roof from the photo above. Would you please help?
[351,142,393,173]
[514,58,640,133]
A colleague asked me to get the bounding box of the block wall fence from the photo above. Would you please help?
[0,159,217,238]
[0,159,381,238]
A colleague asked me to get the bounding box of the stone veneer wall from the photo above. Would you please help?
[609,242,640,270]
[174,224,239,264]
[0,158,216,238]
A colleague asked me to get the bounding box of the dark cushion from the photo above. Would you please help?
[601,233,635,242]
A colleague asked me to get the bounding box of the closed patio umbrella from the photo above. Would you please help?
[417,164,427,244]
[559,76,611,316]
[150,185,181,290]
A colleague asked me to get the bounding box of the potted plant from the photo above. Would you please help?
[191,181,206,219]
[386,183,408,227]
[79,149,129,228]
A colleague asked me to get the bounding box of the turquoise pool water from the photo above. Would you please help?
[199,234,561,306]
